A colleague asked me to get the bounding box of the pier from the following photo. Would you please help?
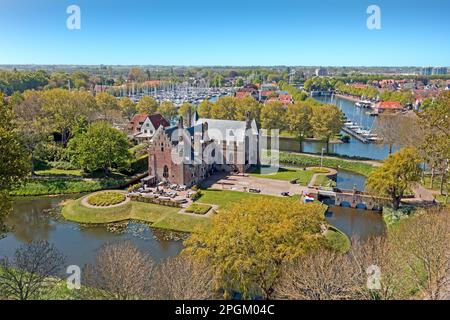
[341,125,370,143]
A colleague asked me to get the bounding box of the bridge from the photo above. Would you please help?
[309,188,389,210]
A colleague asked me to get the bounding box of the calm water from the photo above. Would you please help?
[302,95,399,160]
[0,195,184,267]
[0,169,384,264]
[325,169,385,239]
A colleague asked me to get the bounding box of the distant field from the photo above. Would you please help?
[249,167,315,185]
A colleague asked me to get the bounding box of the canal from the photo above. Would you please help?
[301,95,399,160]
[0,168,386,266]
[0,195,184,267]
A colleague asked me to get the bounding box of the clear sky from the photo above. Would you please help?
[0,0,449,66]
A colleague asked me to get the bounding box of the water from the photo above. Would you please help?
[301,95,399,160]
[0,196,184,267]
[324,169,385,239]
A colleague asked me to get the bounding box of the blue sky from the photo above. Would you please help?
[0,0,449,66]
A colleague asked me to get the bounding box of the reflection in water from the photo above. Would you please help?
[326,170,386,239]
[0,196,183,267]
[325,206,386,241]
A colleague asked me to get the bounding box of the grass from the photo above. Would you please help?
[196,189,287,209]
[324,226,351,253]
[313,174,336,188]
[249,166,315,185]
[62,194,209,233]
[35,168,83,177]
[279,152,375,177]
[185,203,212,215]
[10,178,127,197]
[87,192,126,207]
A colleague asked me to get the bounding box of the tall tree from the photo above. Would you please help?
[158,101,178,122]
[0,93,30,229]
[0,241,65,300]
[118,97,137,121]
[197,99,213,118]
[136,96,158,115]
[286,102,313,152]
[310,104,343,153]
[95,92,120,122]
[366,147,421,210]
[13,90,50,175]
[260,101,286,132]
[184,199,326,299]
[67,121,130,175]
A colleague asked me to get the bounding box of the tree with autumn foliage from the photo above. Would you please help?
[366,147,421,210]
[184,198,326,299]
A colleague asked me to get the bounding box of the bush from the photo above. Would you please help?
[191,190,202,201]
[129,195,182,208]
[87,192,126,207]
[279,152,374,177]
[119,156,148,175]
[185,203,212,215]
[49,161,79,170]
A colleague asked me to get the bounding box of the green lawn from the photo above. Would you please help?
[62,194,210,233]
[279,152,375,177]
[185,203,212,215]
[196,189,291,209]
[313,174,337,188]
[324,227,351,253]
[249,167,315,185]
[10,178,127,197]
[35,168,83,177]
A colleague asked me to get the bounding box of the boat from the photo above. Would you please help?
[355,100,372,108]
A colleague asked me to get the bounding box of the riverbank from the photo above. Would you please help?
[62,195,211,233]
[279,152,378,177]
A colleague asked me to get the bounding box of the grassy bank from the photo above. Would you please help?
[10,178,128,197]
[279,152,375,177]
[324,226,351,253]
[62,195,211,233]
[196,189,285,209]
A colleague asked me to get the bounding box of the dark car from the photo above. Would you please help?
[249,188,261,193]
[281,192,290,197]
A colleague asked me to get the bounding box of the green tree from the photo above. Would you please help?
[13,90,51,175]
[235,96,261,123]
[95,92,119,122]
[184,198,326,299]
[67,121,130,176]
[0,93,30,228]
[260,101,286,131]
[157,101,178,121]
[136,96,158,115]
[210,97,237,120]
[197,99,213,118]
[178,103,195,126]
[310,104,343,153]
[366,148,421,210]
[119,97,137,121]
[286,103,313,152]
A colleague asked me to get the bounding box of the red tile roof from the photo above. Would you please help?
[235,91,252,99]
[148,113,170,129]
[377,101,403,110]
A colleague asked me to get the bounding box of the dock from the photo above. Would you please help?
[341,126,369,143]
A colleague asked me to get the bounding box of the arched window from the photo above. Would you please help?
[163,165,169,178]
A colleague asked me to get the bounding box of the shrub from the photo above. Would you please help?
[185,203,212,215]
[87,192,126,207]
[191,190,202,201]
[49,161,79,170]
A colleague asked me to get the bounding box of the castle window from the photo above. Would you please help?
[161,147,164,152]
[163,165,169,178]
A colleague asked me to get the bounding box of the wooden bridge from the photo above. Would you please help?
[309,188,389,210]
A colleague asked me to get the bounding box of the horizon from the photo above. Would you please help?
[1,0,449,66]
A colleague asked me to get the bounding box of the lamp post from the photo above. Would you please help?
[320,147,325,168]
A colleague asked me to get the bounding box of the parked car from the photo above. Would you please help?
[281,192,290,197]
[249,188,261,193]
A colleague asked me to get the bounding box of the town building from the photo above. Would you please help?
[126,113,170,143]
[375,101,404,113]
[432,67,448,75]
[315,68,328,77]
[147,113,259,187]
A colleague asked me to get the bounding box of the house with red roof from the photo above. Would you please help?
[375,101,404,113]
[126,113,170,142]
